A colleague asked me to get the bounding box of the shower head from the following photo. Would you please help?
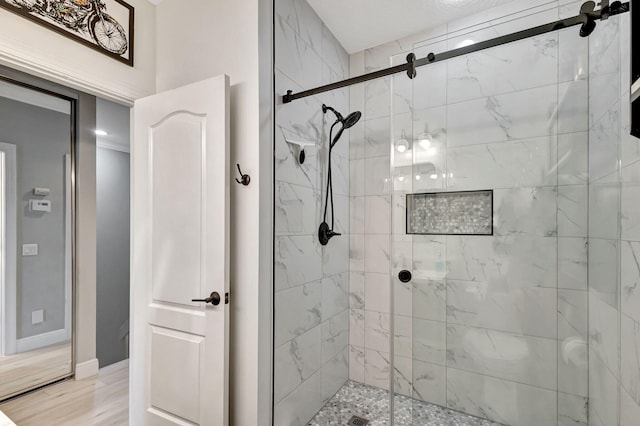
[322,104,362,148]
[343,111,362,129]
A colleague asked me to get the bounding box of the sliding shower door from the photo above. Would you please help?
[390,5,590,425]
[0,78,74,400]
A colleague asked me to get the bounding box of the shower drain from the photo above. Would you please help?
[347,415,369,426]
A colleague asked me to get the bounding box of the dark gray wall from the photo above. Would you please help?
[0,97,71,339]
[96,146,130,367]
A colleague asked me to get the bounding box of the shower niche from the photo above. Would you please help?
[406,190,493,236]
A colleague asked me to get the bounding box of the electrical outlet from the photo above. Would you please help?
[32,310,43,325]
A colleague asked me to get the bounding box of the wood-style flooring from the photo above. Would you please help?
[0,359,128,426]
[0,342,72,401]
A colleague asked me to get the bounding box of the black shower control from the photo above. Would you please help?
[398,270,412,283]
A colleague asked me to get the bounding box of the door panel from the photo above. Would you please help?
[132,75,230,426]
[150,327,203,423]
[150,112,205,306]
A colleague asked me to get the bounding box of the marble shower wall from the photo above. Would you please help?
[273,0,350,424]
[587,10,640,426]
[349,1,592,425]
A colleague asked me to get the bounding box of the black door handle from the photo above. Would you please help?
[192,291,221,306]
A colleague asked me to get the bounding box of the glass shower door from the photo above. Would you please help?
[390,6,590,425]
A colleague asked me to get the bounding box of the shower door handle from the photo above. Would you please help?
[398,270,412,283]
[192,291,221,306]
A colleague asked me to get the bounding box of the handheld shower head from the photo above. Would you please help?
[322,104,362,148]
[330,111,362,148]
[343,111,362,129]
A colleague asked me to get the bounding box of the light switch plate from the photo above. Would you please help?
[22,244,38,256]
[33,187,50,196]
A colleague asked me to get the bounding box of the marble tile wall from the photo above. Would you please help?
[587,9,640,426]
[273,0,350,424]
[348,1,594,425]
[272,0,637,424]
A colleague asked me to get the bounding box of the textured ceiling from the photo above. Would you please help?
[306,0,517,53]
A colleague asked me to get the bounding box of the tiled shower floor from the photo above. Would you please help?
[308,381,503,426]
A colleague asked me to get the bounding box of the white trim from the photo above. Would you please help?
[0,39,143,106]
[96,140,130,153]
[15,328,69,353]
[74,358,99,380]
[0,143,16,356]
[100,358,129,373]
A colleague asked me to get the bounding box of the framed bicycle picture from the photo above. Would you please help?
[0,0,134,66]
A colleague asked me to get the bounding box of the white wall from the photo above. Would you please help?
[0,0,156,104]
[155,1,271,424]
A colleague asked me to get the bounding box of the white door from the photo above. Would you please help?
[130,75,230,426]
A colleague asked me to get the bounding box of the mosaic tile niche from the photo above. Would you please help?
[406,190,493,235]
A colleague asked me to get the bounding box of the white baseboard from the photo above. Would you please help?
[75,358,99,380]
[0,409,16,426]
[15,329,68,353]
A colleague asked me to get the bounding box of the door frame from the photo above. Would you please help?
[0,69,78,381]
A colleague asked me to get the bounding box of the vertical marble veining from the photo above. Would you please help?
[274,0,351,423]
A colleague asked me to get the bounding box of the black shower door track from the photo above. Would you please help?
[282,1,630,104]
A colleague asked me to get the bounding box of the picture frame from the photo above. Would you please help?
[0,0,134,66]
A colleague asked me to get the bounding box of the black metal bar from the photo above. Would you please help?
[282,63,412,103]
[282,2,630,104]
[413,15,587,67]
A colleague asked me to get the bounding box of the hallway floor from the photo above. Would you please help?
[0,359,128,425]
[308,381,503,426]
